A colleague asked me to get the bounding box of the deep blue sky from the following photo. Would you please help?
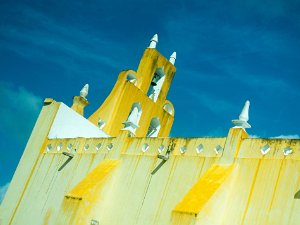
[0,0,300,196]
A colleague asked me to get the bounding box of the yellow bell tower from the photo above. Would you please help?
[89,34,176,137]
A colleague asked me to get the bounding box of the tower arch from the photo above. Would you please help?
[122,102,142,136]
[146,117,161,137]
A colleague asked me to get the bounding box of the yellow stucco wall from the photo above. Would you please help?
[1,44,299,225]
[1,124,299,225]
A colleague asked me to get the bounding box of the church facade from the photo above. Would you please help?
[1,35,300,225]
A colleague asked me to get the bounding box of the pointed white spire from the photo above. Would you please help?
[80,84,89,99]
[239,100,250,121]
[232,100,251,129]
[148,34,158,49]
[169,52,176,65]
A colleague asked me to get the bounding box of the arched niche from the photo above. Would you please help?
[147,67,165,102]
[163,101,174,116]
[122,102,142,135]
[126,73,137,85]
[146,117,161,137]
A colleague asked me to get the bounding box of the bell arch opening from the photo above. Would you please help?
[146,117,161,137]
[122,102,142,135]
[147,67,165,102]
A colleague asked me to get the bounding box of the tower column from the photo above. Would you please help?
[219,127,248,165]
[220,100,251,164]
[71,84,89,116]
[71,96,89,116]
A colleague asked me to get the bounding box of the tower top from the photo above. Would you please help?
[232,100,251,129]
[148,34,158,49]
[169,52,176,65]
[80,84,89,99]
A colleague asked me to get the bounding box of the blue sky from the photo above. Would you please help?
[0,0,300,198]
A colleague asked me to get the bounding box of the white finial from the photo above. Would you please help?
[80,84,89,99]
[232,100,251,129]
[169,52,176,65]
[239,100,250,122]
[148,34,158,49]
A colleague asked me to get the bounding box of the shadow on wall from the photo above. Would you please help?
[294,189,300,199]
[0,182,10,204]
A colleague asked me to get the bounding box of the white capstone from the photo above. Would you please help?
[169,52,176,65]
[148,34,158,49]
[80,84,89,99]
[239,100,250,121]
[232,100,251,129]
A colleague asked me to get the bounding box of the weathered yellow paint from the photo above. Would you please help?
[171,213,196,225]
[88,48,175,137]
[43,208,52,225]
[66,160,120,199]
[173,165,233,214]
[2,133,300,225]
[219,127,248,164]
[56,160,120,225]
[1,41,300,225]
[0,99,60,225]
